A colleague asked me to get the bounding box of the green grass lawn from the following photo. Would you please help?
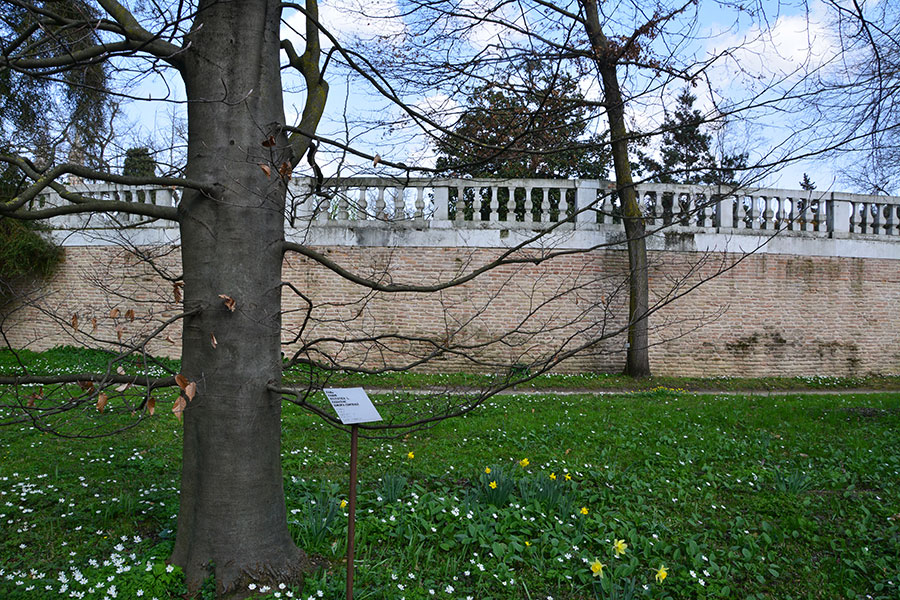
[1,348,899,599]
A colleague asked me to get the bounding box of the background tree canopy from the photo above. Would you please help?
[434,68,610,179]
[639,88,747,187]
[0,0,112,170]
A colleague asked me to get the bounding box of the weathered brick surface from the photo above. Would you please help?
[3,244,899,376]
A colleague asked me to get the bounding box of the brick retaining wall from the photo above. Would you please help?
[4,243,897,376]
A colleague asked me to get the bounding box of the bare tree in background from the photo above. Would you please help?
[819,0,900,195]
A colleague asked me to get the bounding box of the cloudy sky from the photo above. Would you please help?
[127,0,856,191]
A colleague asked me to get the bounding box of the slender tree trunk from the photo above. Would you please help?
[581,0,652,377]
[169,0,313,594]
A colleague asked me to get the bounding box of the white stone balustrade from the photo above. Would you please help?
[25,179,900,258]
[292,178,900,237]
[30,183,180,230]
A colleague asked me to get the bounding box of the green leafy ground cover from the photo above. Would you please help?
[1,347,899,599]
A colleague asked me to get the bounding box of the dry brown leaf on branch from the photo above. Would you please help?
[71,313,79,330]
[259,164,272,178]
[116,366,126,375]
[278,161,291,180]
[77,380,95,392]
[173,282,184,303]
[96,393,108,413]
[218,294,236,312]
[110,308,120,319]
[125,309,135,322]
[175,374,189,390]
[210,333,218,349]
[91,317,98,332]
[172,395,186,422]
[184,382,197,401]
[262,135,276,147]
[115,325,124,342]
[115,383,130,392]
[27,386,43,407]
[373,153,381,166]
[147,397,156,416]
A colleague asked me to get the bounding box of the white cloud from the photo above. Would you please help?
[451,0,532,57]
[706,4,840,86]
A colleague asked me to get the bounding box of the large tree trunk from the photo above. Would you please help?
[169,0,313,594]
[581,0,652,378]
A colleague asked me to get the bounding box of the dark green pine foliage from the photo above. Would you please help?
[800,173,816,190]
[123,147,157,178]
[0,1,112,169]
[0,165,61,297]
[435,68,610,179]
[641,88,747,186]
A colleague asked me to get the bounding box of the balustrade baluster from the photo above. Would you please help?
[641,190,654,225]
[700,194,711,227]
[489,186,499,223]
[870,203,881,235]
[375,186,386,219]
[358,186,368,219]
[683,191,692,226]
[761,196,773,229]
[414,187,425,220]
[337,187,350,220]
[541,188,550,223]
[452,186,463,222]
[524,186,534,223]
[772,197,783,228]
[858,202,868,233]
[473,187,484,222]
[502,186,513,221]
[559,188,569,222]
[795,196,806,231]
[744,196,756,230]
[394,187,406,220]
[800,196,811,232]
[598,192,611,224]
[784,197,795,230]
[317,191,331,221]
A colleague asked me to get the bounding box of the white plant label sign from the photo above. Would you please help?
[323,387,382,425]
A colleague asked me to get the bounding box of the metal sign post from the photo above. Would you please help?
[323,388,382,600]
[346,424,358,600]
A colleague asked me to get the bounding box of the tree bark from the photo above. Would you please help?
[169,0,314,593]
[581,0,652,378]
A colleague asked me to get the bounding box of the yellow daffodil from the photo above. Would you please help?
[525,541,531,547]
[407,451,414,459]
[519,458,530,467]
[613,539,628,557]
[580,506,589,515]
[549,472,557,480]
[590,561,605,578]
[484,467,491,474]
[564,473,572,481]
[489,481,497,489]
[655,565,668,583]
[340,499,347,509]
